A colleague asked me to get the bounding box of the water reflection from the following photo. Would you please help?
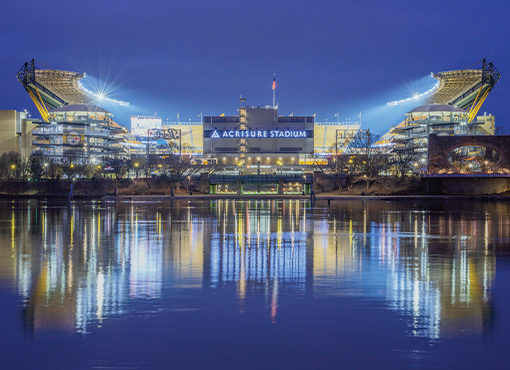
[0,199,507,338]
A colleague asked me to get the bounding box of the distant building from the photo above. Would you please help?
[0,110,36,156]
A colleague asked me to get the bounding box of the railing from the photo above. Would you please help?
[163,121,202,126]
[423,173,510,177]
[207,174,314,184]
[315,121,361,126]
[33,127,118,136]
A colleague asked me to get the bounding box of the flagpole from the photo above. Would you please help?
[273,73,276,108]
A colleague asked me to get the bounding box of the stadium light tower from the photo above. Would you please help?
[77,80,130,106]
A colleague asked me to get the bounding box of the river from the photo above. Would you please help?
[0,199,509,369]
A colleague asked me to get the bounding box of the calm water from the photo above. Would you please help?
[1,199,510,369]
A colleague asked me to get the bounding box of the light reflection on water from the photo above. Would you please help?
[0,199,509,367]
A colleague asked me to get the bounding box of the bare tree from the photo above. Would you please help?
[162,155,218,190]
[324,154,350,189]
[495,127,508,135]
[0,152,31,180]
[29,154,44,180]
[129,155,147,178]
[348,130,388,188]
[0,153,11,179]
[389,145,419,178]
[104,156,128,180]
[46,158,63,180]
[18,155,32,180]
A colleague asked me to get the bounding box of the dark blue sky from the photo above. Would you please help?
[1,0,508,134]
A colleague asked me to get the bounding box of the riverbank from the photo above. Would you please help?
[2,192,510,201]
[99,193,510,201]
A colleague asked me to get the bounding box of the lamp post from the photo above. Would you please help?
[11,164,18,195]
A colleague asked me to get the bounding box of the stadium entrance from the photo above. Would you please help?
[203,98,314,176]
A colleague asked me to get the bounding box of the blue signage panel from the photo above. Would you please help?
[204,130,313,139]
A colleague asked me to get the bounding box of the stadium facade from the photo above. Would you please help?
[32,104,128,162]
[379,59,500,148]
[202,98,314,174]
[0,58,500,176]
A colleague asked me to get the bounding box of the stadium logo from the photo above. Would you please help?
[66,131,81,146]
[208,130,311,139]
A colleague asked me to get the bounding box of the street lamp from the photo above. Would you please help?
[277,160,283,176]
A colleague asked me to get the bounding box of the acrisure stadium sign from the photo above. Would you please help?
[204,130,313,139]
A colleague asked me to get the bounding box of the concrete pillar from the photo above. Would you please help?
[237,178,242,195]
[199,172,210,194]
[278,179,284,194]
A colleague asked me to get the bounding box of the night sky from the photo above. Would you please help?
[1,0,509,134]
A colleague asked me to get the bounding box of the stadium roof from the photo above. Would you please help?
[430,61,500,110]
[407,104,466,114]
[17,59,128,122]
[32,69,90,106]
[51,104,111,114]
[378,59,500,146]
[17,59,92,121]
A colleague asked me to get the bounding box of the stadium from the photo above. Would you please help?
[12,59,363,167]
[0,58,500,178]
[379,59,500,150]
